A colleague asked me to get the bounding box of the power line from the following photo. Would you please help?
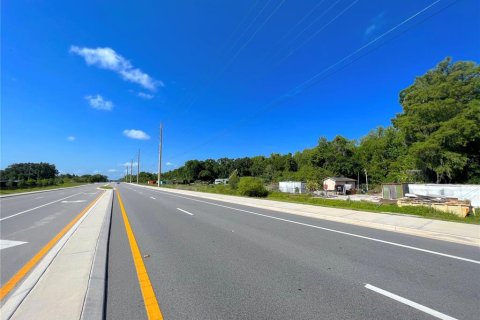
[275,0,329,44]
[179,0,287,116]
[256,0,332,69]
[171,0,272,115]
[276,0,360,65]
[169,0,452,161]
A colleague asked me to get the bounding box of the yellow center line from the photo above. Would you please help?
[115,189,163,320]
[0,190,106,300]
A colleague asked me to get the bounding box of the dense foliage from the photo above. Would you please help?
[0,163,108,189]
[237,177,269,197]
[161,58,479,186]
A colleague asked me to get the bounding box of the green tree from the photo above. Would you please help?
[392,58,480,183]
[250,156,266,177]
[357,127,408,184]
[306,180,319,192]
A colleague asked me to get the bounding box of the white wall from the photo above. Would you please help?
[408,184,480,207]
[279,181,306,194]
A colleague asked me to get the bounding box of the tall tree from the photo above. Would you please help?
[392,58,480,183]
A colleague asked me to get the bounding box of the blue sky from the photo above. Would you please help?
[2,0,479,179]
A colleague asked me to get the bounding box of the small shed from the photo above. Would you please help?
[382,183,409,199]
[323,177,356,194]
[279,181,306,194]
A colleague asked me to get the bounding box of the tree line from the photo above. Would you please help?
[0,163,108,189]
[161,58,479,187]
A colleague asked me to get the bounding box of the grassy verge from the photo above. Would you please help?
[0,182,87,195]
[99,185,113,189]
[150,184,479,224]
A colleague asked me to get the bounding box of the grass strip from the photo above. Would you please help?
[149,183,479,224]
[0,182,87,195]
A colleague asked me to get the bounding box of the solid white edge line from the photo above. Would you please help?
[0,192,85,222]
[139,188,480,265]
[150,196,156,200]
[364,284,458,320]
[0,192,106,319]
[176,208,194,216]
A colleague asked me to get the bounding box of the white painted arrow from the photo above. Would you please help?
[0,239,28,250]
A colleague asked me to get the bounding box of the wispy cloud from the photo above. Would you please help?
[364,12,385,37]
[166,162,175,166]
[122,129,150,140]
[66,136,76,141]
[364,24,376,36]
[120,162,138,167]
[85,94,113,111]
[138,92,154,100]
[93,170,101,173]
[70,46,162,91]
[107,168,118,172]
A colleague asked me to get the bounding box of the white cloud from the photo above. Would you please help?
[120,162,138,167]
[85,94,113,111]
[166,162,175,166]
[67,136,76,141]
[70,46,161,91]
[107,169,118,172]
[122,129,150,140]
[138,92,154,99]
[93,170,101,173]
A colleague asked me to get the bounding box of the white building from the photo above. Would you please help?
[279,181,306,194]
[323,177,357,194]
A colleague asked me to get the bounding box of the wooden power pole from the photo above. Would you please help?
[158,123,163,187]
[137,150,140,184]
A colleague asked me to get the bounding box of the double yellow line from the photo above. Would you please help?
[0,191,105,300]
[116,189,163,320]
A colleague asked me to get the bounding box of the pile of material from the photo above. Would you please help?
[398,194,472,217]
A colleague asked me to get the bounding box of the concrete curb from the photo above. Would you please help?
[132,184,480,247]
[80,191,114,320]
[0,184,91,198]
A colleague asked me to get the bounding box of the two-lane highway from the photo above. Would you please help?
[0,184,105,301]
[107,184,480,320]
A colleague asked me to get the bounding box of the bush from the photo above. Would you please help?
[306,180,319,192]
[237,177,268,197]
[17,180,26,188]
[26,178,37,188]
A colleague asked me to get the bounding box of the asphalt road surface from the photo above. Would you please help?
[106,184,480,320]
[0,184,104,292]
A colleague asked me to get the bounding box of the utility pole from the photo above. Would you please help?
[137,149,140,184]
[130,160,133,183]
[364,168,369,192]
[357,171,360,191]
[158,123,163,187]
